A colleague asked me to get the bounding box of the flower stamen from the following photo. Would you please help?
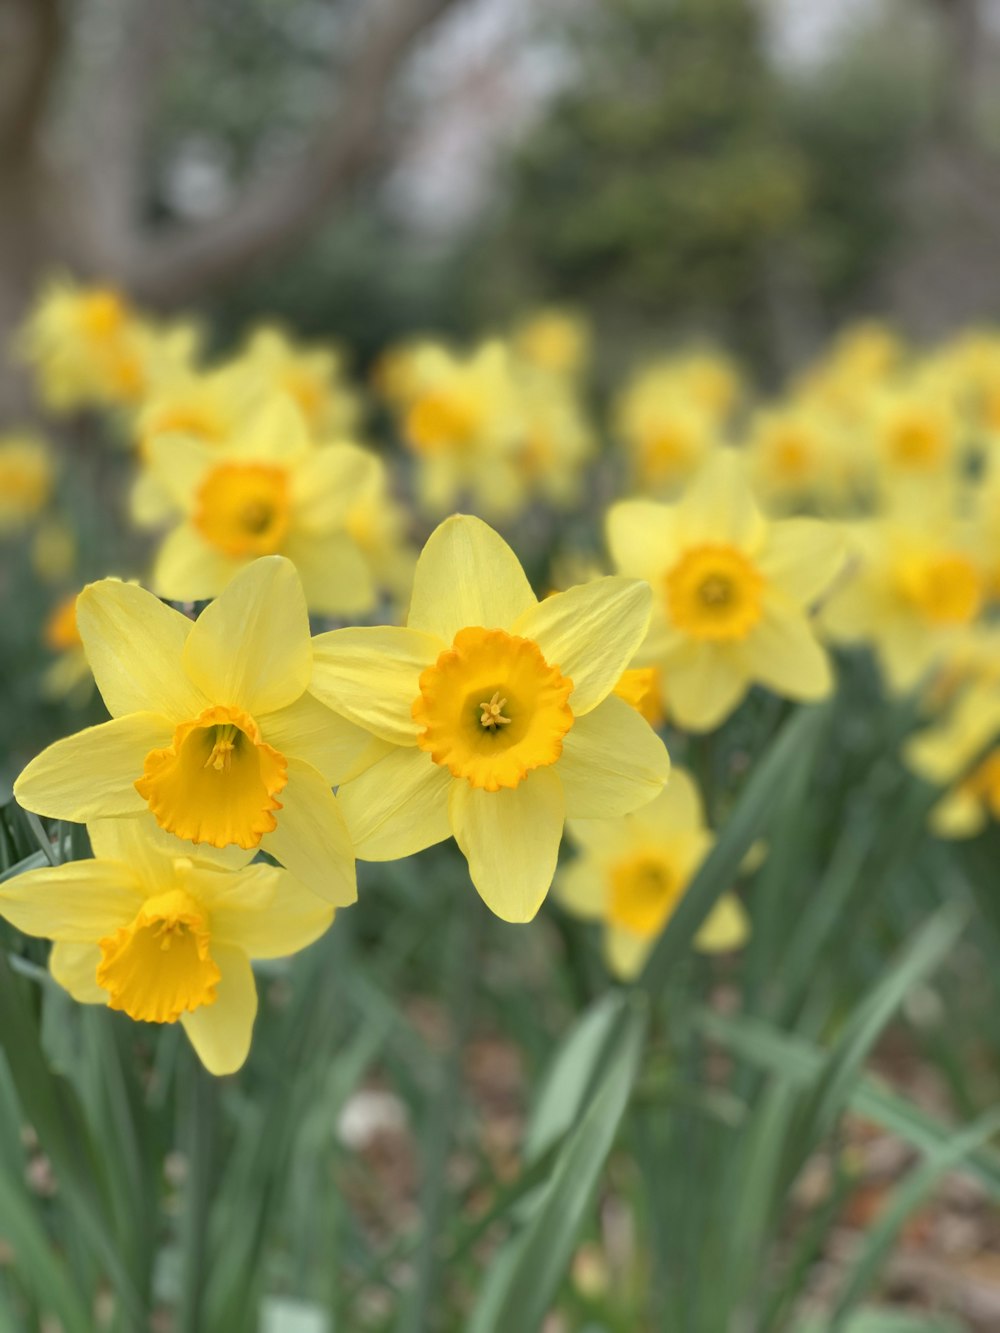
[479,692,512,730]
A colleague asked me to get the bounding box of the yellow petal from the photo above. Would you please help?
[292,442,380,530]
[77,579,204,722]
[15,713,173,821]
[260,757,356,905]
[310,627,440,743]
[50,942,106,1003]
[0,861,141,941]
[930,789,985,839]
[664,642,748,732]
[180,944,257,1076]
[183,556,311,716]
[558,695,670,819]
[152,522,244,602]
[336,746,452,859]
[260,691,394,784]
[741,606,833,702]
[407,514,537,640]
[146,434,213,510]
[202,865,334,959]
[284,530,375,616]
[757,519,846,608]
[449,767,564,922]
[89,815,257,875]
[676,450,765,551]
[694,893,750,953]
[604,926,651,981]
[512,577,652,715]
[552,857,606,920]
[131,469,179,528]
[627,766,705,840]
[605,500,678,581]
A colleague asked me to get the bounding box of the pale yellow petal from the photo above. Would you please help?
[0,861,141,941]
[552,857,607,920]
[130,470,179,529]
[675,450,765,551]
[76,578,203,722]
[14,714,173,821]
[512,577,652,715]
[310,627,440,744]
[336,747,452,860]
[449,767,564,923]
[260,758,356,906]
[604,927,652,981]
[930,789,985,839]
[407,514,537,639]
[741,606,833,702]
[181,945,257,1076]
[152,523,244,603]
[664,642,748,732]
[605,500,678,582]
[260,690,394,784]
[627,766,705,841]
[182,555,311,716]
[284,530,375,616]
[558,696,670,819]
[821,574,885,643]
[49,942,106,1003]
[694,893,750,953]
[292,442,380,530]
[145,435,213,511]
[89,815,257,876]
[757,519,846,608]
[205,866,333,959]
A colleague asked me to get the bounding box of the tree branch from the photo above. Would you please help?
[74,0,192,261]
[0,0,62,164]
[120,0,462,306]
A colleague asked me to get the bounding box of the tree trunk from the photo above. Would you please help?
[0,158,69,425]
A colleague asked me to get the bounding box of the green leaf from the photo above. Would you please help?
[469,992,647,1333]
[639,703,830,996]
[694,1006,1000,1201]
[792,902,966,1147]
[829,1106,1000,1323]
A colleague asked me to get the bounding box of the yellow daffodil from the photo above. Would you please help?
[135,394,404,615]
[744,405,843,510]
[505,371,594,511]
[511,308,591,378]
[613,365,720,495]
[0,434,54,534]
[19,279,196,412]
[241,326,360,438]
[822,508,985,694]
[0,819,332,1075]
[905,678,1000,838]
[869,381,962,484]
[555,768,748,978]
[15,558,372,903]
[391,341,523,516]
[607,451,843,732]
[41,591,93,703]
[310,515,670,922]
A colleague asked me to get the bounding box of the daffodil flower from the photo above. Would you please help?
[0,820,333,1075]
[0,434,54,534]
[15,558,372,904]
[555,768,748,979]
[607,450,844,732]
[136,395,403,615]
[905,681,1000,838]
[310,515,670,923]
[822,509,985,694]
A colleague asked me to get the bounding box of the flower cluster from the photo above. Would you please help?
[11,281,1000,1075]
